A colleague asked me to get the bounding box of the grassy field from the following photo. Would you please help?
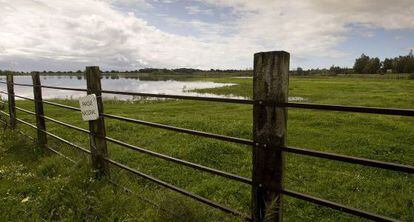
[0,75,413,221]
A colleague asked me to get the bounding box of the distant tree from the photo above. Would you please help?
[172,68,201,74]
[363,57,381,74]
[393,56,402,73]
[296,67,304,75]
[404,50,414,73]
[405,49,414,73]
[382,58,393,73]
[329,65,342,75]
[353,54,370,74]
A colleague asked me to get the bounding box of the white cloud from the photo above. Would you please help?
[152,0,175,4]
[310,0,414,30]
[394,36,405,41]
[0,0,251,70]
[106,0,153,9]
[185,5,212,15]
[0,0,414,71]
[405,47,414,52]
[185,5,201,14]
[200,0,414,57]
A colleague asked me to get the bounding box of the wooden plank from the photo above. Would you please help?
[252,51,290,221]
[6,73,16,129]
[32,71,47,148]
[85,66,110,178]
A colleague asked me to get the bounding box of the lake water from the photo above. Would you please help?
[0,75,243,100]
[0,75,305,101]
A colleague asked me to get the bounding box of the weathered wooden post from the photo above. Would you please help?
[32,71,47,148]
[252,51,289,221]
[6,72,16,129]
[85,66,110,178]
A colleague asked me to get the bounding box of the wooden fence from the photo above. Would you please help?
[0,51,413,222]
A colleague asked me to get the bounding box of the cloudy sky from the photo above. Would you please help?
[0,0,413,71]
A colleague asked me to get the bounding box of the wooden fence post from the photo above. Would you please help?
[6,72,16,129]
[85,66,110,178]
[252,51,289,221]
[32,72,47,148]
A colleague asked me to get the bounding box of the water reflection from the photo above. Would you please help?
[0,75,243,100]
[0,75,305,102]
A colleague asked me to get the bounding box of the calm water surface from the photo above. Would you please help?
[0,76,242,100]
[0,75,305,101]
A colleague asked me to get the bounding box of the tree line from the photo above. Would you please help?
[0,68,249,75]
[354,50,414,74]
[1,50,414,76]
[293,50,414,75]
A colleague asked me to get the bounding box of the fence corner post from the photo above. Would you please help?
[252,51,289,222]
[6,72,16,129]
[32,71,47,148]
[85,66,110,179]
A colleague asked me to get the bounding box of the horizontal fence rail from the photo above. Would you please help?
[41,85,87,92]
[102,113,254,146]
[0,110,90,154]
[281,189,399,222]
[10,99,414,176]
[104,136,252,184]
[101,89,254,104]
[282,146,414,174]
[1,81,413,116]
[284,102,414,117]
[0,108,183,219]
[105,158,252,221]
[1,91,254,145]
[7,102,254,220]
[0,110,252,221]
[1,51,413,222]
[0,91,82,111]
[0,113,78,164]
[18,128,77,164]
[12,105,253,184]
[0,81,87,92]
[1,83,412,222]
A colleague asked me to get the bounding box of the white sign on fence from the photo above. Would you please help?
[79,94,99,121]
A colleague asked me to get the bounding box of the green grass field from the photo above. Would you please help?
[0,75,413,221]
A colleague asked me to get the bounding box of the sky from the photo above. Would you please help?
[0,0,413,71]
